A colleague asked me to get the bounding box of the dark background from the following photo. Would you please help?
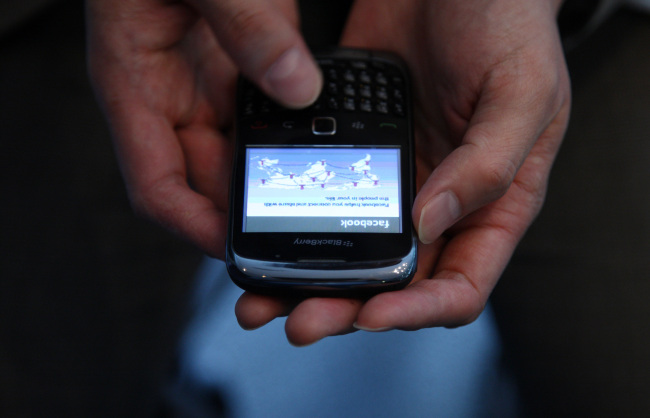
[1,1,649,416]
[0,2,202,416]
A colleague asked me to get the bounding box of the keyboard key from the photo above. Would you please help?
[360,99,373,112]
[343,97,356,111]
[375,72,388,85]
[376,86,388,101]
[359,84,372,98]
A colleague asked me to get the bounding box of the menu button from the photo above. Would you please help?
[312,117,337,135]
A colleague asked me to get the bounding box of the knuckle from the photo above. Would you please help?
[435,270,489,329]
[447,299,485,329]
[479,158,518,201]
[459,305,484,326]
[127,187,153,219]
[221,8,274,49]
[216,6,292,78]
[125,179,168,223]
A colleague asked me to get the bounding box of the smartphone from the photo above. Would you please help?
[226,48,417,297]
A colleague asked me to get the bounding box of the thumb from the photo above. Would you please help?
[193,0,322,108]
[413,67,570,244]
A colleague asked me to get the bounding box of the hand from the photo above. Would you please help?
[235,0,571,345]
[86,0,322,257]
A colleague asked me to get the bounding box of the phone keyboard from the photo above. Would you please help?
[240,57,407,119]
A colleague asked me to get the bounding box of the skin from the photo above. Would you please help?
[86,0,320,258]
[87,0,570,347]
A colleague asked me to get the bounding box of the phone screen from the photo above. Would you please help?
[242,146,402,233]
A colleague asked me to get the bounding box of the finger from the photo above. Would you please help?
[112,110,228,258]
[354,201,521,330]
[132,177,228,258]
[352,238,452,331]
[177,124,233,213]
[284,298,365,347]
[276,234,444,341]
[355,131,567,331]
[235,292,296,330]
[191,0,322,108]
[413,53,571,245]
[354,273,484,331]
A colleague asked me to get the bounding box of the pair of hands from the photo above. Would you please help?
[87,0,570,346]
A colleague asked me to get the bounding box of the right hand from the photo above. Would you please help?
[235,0,571,346]
[86,0,322,257]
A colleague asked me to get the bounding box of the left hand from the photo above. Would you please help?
[235,0,571,346]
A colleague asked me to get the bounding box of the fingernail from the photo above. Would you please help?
[418,191,461,244]
[353,322,393,332]
[288,339,319,348]
[239,323,263,331]
[264,47,322,108]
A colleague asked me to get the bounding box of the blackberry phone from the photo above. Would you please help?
[226,48,417,297]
